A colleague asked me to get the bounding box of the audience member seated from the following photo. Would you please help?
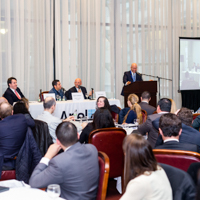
[0,97,8,120]
[169,98,177,113]
[123,94,142,124]
[37,97,74,143]
[13,99,35,128]
[120,134,172,200]
[29,121,99,200]
[65,78,92,100]
[154,113,200,153]
[79,108,115,144]
[96,96,120,114]
[155,107,200,148]
[49,79,65,100]
[0,102,30,170]
[192,113,200,131]
[138,98,171,148]
[139,91,156,115]
[3,77,25,105]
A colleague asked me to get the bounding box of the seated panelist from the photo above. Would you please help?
[49,80,65,100]
[65,78,92,100]
[3,77,25,105]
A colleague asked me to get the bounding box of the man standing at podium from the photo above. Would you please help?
[121,63,143,96]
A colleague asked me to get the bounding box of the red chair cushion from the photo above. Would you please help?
[1,170,16,180]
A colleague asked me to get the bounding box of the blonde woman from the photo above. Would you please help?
[123,94,142,124]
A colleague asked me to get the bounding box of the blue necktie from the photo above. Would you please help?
[132,73,136,82]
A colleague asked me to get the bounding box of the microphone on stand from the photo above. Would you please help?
[91,88,94,100]
[61,87,66,92]
[78,85,81,89]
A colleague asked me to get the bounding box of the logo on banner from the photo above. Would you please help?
[61,109,96,119]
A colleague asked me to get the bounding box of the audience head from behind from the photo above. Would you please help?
[169,99,177,113]
[123,134,158,190]
[0,102,13,119]
[93,108,115,129]
[177,107,193,127]
[157,98,171,113]
[43,96,56,114]
[159,113,182,141]
[0,97,8,104]
[141,91,151,103]
[13,99,30,115]
[7,77,18,90]
[123,93,142,124]
[96,96,112,112]
[56,121,79,149]
[52,80,62,91]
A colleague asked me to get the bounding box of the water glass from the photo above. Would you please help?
[85,93,89,99]
[47,184,61,199]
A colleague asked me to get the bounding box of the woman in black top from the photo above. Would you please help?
[79,108,115,143]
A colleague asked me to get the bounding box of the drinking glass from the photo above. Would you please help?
[47,184,61,199]
[85,93,89,99]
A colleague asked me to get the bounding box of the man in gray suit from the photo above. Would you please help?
[29,121,99,200]
[138,98,171,148]
[139,91,156,115]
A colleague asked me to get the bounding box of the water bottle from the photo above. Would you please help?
[73,110,77,120]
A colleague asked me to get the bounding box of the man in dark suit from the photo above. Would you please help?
[65,78,91,100]
[3,77,25,105]
[154,107,200,149]
[29,121,99,200]
[0,102,28,169]
[139,91,156,115]
[121,63,143,96]
[155,113,200,153]
[137,98,171,148]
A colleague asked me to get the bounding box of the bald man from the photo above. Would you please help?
[66,78,91,100]
[0,97,8,104]
[121,63,143,96]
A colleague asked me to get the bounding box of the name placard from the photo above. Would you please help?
[43,93,56,100]
[72,93,84,102]
[95,91,106,99]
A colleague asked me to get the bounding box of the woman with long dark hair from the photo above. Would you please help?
[79,108,115,143]
[120,134,172,200]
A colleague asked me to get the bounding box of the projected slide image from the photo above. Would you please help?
[179,38,200,90]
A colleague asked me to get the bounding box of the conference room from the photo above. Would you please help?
[0,0,200,199]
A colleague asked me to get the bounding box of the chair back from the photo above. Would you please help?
[39,91,49,101]
[89,128,126,178]
[96,151,110,200]
[141,109,147,123]
[1,170,16,181]
[32,120,53,156]
[193,113,200,120]
[153,149,200,171]
[111,106,121,123]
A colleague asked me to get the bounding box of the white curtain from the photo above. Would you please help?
[1,0,200,108]
[0,0,53,100]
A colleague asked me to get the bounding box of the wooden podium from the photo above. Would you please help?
[124,81,157,107]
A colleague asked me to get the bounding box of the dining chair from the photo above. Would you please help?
[141,109,147,123]
[96,151,110,200]
[39,91,49,101]
[153,149,200,172]
[193,113,200,120]
[111,107,121,123]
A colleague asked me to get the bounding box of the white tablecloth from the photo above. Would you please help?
[29,99,121,119]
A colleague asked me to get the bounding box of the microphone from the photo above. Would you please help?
[61,87,66,92]
[78,85,81,89]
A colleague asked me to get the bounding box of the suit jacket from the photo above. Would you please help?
[65,86,88,100]
[160,163,196,200]
[0,114,28,169]
[139,102,156,115]
[155,141,200,153]
[153,118,200,149]
[121,71,143,96]
[3,87,25,105]
[138,113,165,148]
[29,142,99,200]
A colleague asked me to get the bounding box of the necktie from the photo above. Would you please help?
[132,73,136,82]
[15,90,21,99]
